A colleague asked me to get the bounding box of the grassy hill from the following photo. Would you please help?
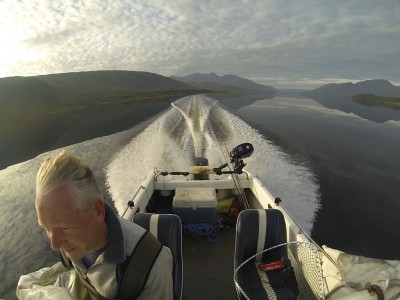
[1,70,199,107]
[352,94,400,110]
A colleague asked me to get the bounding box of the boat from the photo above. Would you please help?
[109,95,400,300]
[120,140,400,300]
[14,95,399,299]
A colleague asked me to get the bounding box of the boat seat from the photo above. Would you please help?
[133,213,183,300]
[234,209,298,299]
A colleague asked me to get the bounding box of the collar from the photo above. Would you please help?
[102,202,126,264]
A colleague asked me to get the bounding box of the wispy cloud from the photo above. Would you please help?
[0,0,399,87]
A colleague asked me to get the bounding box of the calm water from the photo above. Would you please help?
[1,94,399,299]
[231,95,400,259]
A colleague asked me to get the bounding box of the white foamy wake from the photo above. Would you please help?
[106,95,320,234]
[0,94,320,298]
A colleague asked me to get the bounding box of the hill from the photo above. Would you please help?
[307,79,400,99]
[170,72,276,99]
[1,70,198,108]
[0,70,205,169]
[305,79,400,122]
[352,94,400,110]
[0,76,59,108]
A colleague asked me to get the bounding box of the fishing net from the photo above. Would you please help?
[235,241,325,300]
[288,242,325,299]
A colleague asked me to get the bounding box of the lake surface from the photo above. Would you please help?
[1,94,399,299]
[229,95,400,259]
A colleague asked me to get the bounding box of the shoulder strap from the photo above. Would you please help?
[59,230,162,299]
[117,230,163,299]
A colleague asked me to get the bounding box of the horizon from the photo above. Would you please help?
[1,1,399,89]
[1,69,399,91]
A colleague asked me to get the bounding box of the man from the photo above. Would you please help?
[32,150,173,299]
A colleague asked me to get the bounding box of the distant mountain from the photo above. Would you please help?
[171,72,276,93]
[305,79,400,123]
[38,70,195,94]
[307,79,400,99]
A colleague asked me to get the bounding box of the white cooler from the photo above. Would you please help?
[172,187,217,223]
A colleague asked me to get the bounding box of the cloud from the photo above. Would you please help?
[0,0,399,86]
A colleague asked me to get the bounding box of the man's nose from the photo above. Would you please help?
[48,229,64,251]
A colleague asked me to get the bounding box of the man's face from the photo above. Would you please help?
[35,183,104,262]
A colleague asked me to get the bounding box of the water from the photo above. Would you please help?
[2,93,398,299]
[106,95,320,228]
[0,95,319,299]
[232,96,400,259]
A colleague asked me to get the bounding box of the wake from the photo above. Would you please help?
[106,95,320,233]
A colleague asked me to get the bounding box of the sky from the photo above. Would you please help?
[0,0,399,89]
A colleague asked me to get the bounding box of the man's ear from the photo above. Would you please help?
[93,198,106,220]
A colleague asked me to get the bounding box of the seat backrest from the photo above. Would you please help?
[193,157,210,180]
[133,213,183,300]
[234,209,287,269]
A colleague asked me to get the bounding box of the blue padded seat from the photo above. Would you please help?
[133,213,183,300]
[234,209,298,300]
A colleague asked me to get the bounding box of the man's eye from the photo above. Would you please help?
[39,226,48,232]
[38,227,50,238]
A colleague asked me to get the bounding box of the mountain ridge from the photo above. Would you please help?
[170,72,276,93]
[307,79,400,98]
[0,70,205,169]
[1,71,399,168]
[0,70,198,108]
[306,79,400,122]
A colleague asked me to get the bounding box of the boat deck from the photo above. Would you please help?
[182,226,237,299]
[146,188,240,299]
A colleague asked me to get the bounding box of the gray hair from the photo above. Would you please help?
[36,150,102,211]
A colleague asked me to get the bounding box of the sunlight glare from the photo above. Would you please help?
[0,28,43,77]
